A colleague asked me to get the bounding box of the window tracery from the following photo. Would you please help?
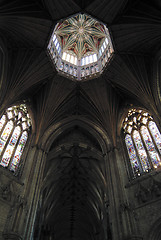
[0,104,31,172]
[123,109,161,177]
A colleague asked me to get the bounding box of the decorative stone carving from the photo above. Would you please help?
[149,177,161,198]
[3,195,28,238]
[120,201,132,213]
[0,181,13,202]
[135,177,161,204]
[14,195,27,208]
[3,232,22,240]
[1,185,12,201]
[135,182,149,203]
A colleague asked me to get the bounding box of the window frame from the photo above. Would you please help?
[0,104,32,174]
[122,109,161,179]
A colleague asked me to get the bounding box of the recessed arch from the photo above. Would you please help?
[39,117,109,240]
[39,116,112,154]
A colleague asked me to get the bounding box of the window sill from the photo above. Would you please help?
[0,165,24,186]
[125,168,161,188]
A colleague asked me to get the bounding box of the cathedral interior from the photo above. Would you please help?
[0,0,161,240]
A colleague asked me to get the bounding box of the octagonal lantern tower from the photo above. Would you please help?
[47,13,114,81]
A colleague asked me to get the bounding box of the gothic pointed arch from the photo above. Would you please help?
[38,122,111,240]
[0,104,32,173]
[122,108,161,178]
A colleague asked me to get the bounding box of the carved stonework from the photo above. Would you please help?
[149,178,161,198]
[3,232,22,240]
[135,183,149,204]
[3,194,28,237]
[135,177,161,204]
[1,184,12,202]
[120,201,132,213]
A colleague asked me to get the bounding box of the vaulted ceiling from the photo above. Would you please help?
[1,0,161,239]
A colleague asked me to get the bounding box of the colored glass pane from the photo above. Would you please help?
[10,131,28,171]
[125,134,141,176]
[0,115,6,132]
[1,121,13,141]
[17,131,28,152]
[9,151,21,171]
[141,126,161,167]
[142,117,148,124]
[149,121,161,154]
[1,127,21,167]
[9,126,21,147]
[133,130,150,171]
[7,111,13,119]
[22,122,27,130]
[18,112,22,120]
[1,145,14,167]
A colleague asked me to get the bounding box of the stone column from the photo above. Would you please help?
[105,146,143,240]
[104,147,123,240]
[114,146,143,240]
[2,142,37,239]
[23,146,47,240]
[3,144,47,240]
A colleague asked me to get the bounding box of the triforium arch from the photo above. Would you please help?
[39,117,111,154]
[32,118,113,240]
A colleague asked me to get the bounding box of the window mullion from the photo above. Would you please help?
[0,124,15,161]
[131,131,144,174]
[8,127,22,169]
[147,122,161,159]
[139,125,153,170]
[0,117,7,136]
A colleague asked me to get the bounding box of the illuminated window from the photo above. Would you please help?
[123,109,161,177]
[93,54,97,62]
[0,104,31,173]
[70,55,74,65]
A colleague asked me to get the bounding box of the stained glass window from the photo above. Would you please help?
[123,109,161,178]
[125,134,141,176]
[0,104,31,173]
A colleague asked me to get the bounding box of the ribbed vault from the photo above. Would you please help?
[0,0,161,239]
[39,126,109,240]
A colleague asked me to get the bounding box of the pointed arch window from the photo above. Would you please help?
[123,109,161,178]
[0,104,31,173]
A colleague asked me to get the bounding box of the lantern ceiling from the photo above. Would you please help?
[48,13,114,81]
